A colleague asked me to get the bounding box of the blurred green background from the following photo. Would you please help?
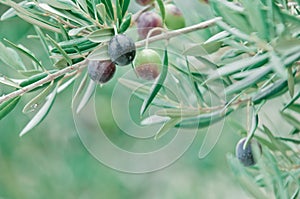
[0,1,253,198]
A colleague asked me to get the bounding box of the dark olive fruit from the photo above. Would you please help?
[137,11,163,39]
[134,49,162,80]
[235,138,262,167]
[87,60,116,83]
[164,4,185,30]
[108,34,136,66]
[135,0,154,6]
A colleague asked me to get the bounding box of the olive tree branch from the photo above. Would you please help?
[135,17,222,48]
[0,60,87,104]
[0,17,221,105]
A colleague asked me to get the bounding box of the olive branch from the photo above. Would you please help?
[0,0,300,197]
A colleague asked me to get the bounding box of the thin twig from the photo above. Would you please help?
[135,17,222,48]
[0,60,87,104]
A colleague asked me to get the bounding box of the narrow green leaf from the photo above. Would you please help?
[72,73,88,109]
[54,58,68,69]
[0,96,21,120]
[156,0,165,21]
[264,149,288,199]
[262,125,293,162]
[116,0,123,24]
[287,67,294,98]
[140,49,168,115]
[280,112,300,130]
[211,0,252,34]
[39,0,76,10]
[34,26,52,62]
[286,104,300,114]
[0,76,21,88]
[276,137,300,144]
[96,3,107,23]
[208,54,269,80]
[186,57,205,105]
[23,83,54,113]
[38,3,83,24]
[18,70,42,77]
[87,28,114,42]
[0,1,29,21]
[118,78,178,108]
[155,108,204,118]
[119,13,132,33]
[0,42,26,70]
[76,79,96,114]
[141,115,170,125]
[253,79,287,104]
[4,39,44,70]
[102,0,114,20]
[47,35,72,65]
[175,108,233,129]
[225,65,272,95]
[18,13,61,33]
[241,0,269,40]
[269,52,287,79]
[57,76,77,93]
[87,44,110,61]
[77,0,88,13]
[154,117,181,140]
[122,0,130,17]
[19,85,58,137]
[183,41,222,56]
[19,70,58,87]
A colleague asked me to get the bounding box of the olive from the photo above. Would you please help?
[108,34,136,66]
[164,4,185,30]
[87,60,116,83]
[137,11,163,39]
[235,137,262,167]
[134,49,161,80]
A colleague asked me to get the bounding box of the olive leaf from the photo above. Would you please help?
[154,117,181,140]
[140,49,168,115]
[0,96,21,120]
[76,79,96,114]
[156,0,165,22]
[87,28,114,42]
[19,84,58,137]
[0,42,26,70]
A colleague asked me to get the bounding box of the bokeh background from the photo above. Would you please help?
[0,1,257,198]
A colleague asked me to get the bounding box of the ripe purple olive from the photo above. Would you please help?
[135,0,154,6]
[108,34,136,66]
[235,138,262,167]
[133,49,162,80]
[87,60,116,83]
[164,4,185,30]
[137,11,163,39]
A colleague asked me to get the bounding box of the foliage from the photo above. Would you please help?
[0,0,299,197]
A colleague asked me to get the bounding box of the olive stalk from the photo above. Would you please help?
[0,17,222,104]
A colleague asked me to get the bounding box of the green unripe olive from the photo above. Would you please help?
[87,60,116,83]
[133,49,162,80]
[108,34,136,66]
[164,4,185,30]
[235,138,262,167]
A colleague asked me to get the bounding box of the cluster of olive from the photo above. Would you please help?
[136,0,186,39]
[88,0,186,84]
[87,34,136,84]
